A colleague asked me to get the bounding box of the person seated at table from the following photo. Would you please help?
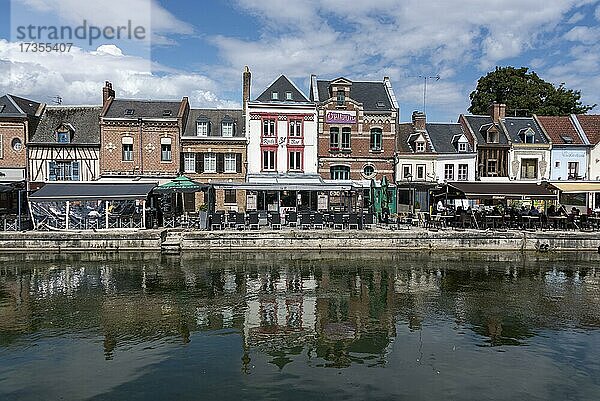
[547,204,556,217]
[520,206,528,215]
[492,206,500,216]
[557,204,568,216]
[456,206,464,216]
[571,207,580,216]
[528,205,539,216]
[436,200,446,214]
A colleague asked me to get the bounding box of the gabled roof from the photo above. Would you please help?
[31,106,101,145]
[502,117,548,144]
[104,99,182,119]
[255,75,309,103]
[0,94,41,118]
[183,108,244,137]
[536,115,584,145]
[425,123,473,153]
[574,114,600,145]
[396,123,415,152]
[313,79,394,111]
[462,115,509,145]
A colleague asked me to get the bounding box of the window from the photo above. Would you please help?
[11,138,22,151]
[458,142,467,152]
[57,131,70,143]
[487,130,499,143]
[271,91,279,100]
[224,153,236,173]
[289,151,302,171]
[124,109,134,116]
[122,143,133,161]
[363,165,375,178]
[289,119,302,137]
[520,159,537,179]
[341,127,351,149]
[222,122,234,137]
[184,153,196,173]
[162,110,172,117]
[402,164,412,179]
[263,119,276,136]
[444,164,454,181]
[196,121,208,136]
[330,165,350,180]
[568,162,579,179]
[458,164,468,181]
[524,131,535,144]
[48,161,80,181]
[224,190,237,204]
[262,150,276,171]
[337,90,345,106]
[370,128,382,151]
[416,164,426,180]
[329,127,340,149]
[555,161,560,168]
[204,153,216,173]
[416,141,425,152]
[285,92,292,100]
[161,144,172,162]
[487,159,497,176]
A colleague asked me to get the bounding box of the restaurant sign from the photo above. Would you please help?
[325,110,357,124]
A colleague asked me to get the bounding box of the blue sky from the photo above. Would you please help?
[1,0,600,122]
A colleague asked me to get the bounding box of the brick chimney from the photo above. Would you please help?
[488,102,506,123]
[102,81,115,104]
[412,111,426,131]
[242,66,251,117]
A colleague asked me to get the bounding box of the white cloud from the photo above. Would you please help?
[563,26,600,44]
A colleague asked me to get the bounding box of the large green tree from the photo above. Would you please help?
[468,66,595,116]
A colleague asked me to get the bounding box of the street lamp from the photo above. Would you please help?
[406,173,413,214]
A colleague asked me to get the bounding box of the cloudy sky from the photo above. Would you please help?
[1,0,599,121]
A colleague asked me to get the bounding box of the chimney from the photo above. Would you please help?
[488,102,506,123]
[103,81,115,104]
[242,66,251,117]
[412,111,426,131]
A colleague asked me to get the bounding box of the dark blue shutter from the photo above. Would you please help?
[71,161,80,181]
[48,161,57,181]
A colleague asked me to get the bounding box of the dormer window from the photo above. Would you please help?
[416,141,425,152]
[337,90,345,106]
[196,121,208,136]
[458,142,467,152]
[561,135,573,144]
[271,91,279,100]
[162,110,172,117]
[524,130,535,144]
[57,131,70,143]
[222,121,234,137]
[285,91,292,100]
[487,130,499,143]
[124,109,134,116]
[0,105,5,113]
[376,101,385,108]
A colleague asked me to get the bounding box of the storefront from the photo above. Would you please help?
[549,182,600,213]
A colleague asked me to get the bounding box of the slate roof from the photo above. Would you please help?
[502,117,548,144]
[425,123,473,153]
[0,94,41,118]
[104,99,182,119]
[31,106,101,145]
[255,75,309,103]
[536,116,583,145]
[313,79,393,111]
[396,123,415,152]
[462,115,509,145]
[183,109,244,137]
[574,115,600,145]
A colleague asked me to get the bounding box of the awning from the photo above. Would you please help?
[29,183,157,201]
[548,182,600,193]
[212,182,356,191]
[445,181,556,200]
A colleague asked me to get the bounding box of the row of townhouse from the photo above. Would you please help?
[1,67,600,216]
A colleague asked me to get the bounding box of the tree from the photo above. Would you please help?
[468,66,595,116]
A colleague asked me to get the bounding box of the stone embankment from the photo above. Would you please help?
[0,228,599,254]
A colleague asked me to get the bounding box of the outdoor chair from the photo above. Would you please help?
[211,213,223,231]
[287,211,298,227]
[227,211,237,228]
[300,213,311,229]
[313,212,324,229]
[333,213,344,230]
[363,213,375,229]
[348,213,359,230]
[235,212,246,230]
[270,212,281,230]
[131,214,143,229]
[249,212,259,230]
[566,214,576,231]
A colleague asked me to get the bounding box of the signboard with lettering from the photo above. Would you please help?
[261,137,277,146]
[318,194,329,210]
[246,193,257,211]
[325,110,357,124]
[288,138,303,146]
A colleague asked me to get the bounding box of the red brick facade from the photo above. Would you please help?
[0,120,27,170]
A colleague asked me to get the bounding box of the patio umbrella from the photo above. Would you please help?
[153,175,210,194]
[380,175,389,210]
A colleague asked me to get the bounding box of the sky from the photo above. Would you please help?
[1,0,600,122]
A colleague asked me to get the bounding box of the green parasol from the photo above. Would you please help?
[153,175,210,194]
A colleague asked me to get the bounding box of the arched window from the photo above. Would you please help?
[370,128,382,151]
[330,165,350,180]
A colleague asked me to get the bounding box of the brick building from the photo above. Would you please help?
[99,82,189,182]
[181,108,246,211]
[310,76,398,182]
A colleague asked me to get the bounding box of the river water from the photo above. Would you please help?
[1,252,599,400]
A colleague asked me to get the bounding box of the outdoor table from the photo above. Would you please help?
[486,215,503,229]
[438,214,454,228]
[522,215,540,230]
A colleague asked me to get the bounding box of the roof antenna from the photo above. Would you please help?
[418,74,440,114]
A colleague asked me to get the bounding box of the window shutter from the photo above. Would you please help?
[207,122,212,136]
[180,153,185,173]
[216,153,225,173]
[48,161,56,181]
[72,161,80,181]
[0,134,3,158]
[196,152,204,173]
[236,153,242,173]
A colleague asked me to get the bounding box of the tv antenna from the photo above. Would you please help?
[418,75,440,114]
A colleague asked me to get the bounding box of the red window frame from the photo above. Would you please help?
[261,147,277,172]
[288,149,303,172]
